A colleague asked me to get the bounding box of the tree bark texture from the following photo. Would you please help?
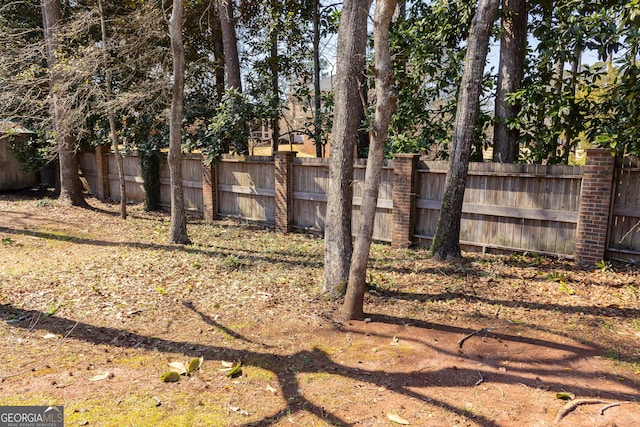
[98,0,126,219]
[168,0,190,244]
[219,0,241,91]
[42,0,86,207]
[342,0,397,321]
[269,3,280,154]
[431,0,499,260]
[322,0,372,296]
[313,0,323,158]
[492,0,526,163]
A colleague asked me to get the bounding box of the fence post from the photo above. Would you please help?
[275,151,296,233]
[575,148,615,265]
[94,144,109,199]
[201,157,217,224]
[392,153,419,248]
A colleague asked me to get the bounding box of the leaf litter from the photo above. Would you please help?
[0,192,639,426]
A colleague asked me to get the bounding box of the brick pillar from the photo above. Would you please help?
[575,148,615,265]
[202,157,217,223]
[274,151,296,233]
[392,154,419,248]
[94,144,109,199]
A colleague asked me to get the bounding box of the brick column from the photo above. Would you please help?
[392,154,419,248]
[575,149,615,265]
[94,144,109,199]
[202,157,217,223]
[274,151,296,233]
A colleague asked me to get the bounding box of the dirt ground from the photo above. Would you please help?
[0,189,639,426]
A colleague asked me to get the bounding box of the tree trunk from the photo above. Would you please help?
[219,0,241,91]
[393,1,406,21]
[98,0,126,219]
[168,0,190,245]
[313,0,323,158]
[342,0,397,321]
[322,0,372,297]
[492,0,526,163]
[430,0,499,260]
[269,3,280,154]
[42,0,86,207]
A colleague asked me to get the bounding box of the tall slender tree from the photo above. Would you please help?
[98,0,127,219]
[493,0,526,163]
[41,0,86,206]
[342,0,397,320]
[322,0,372,296]
[430,0,499,260]
[168,0,190,244]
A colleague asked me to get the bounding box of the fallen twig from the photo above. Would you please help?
[458,327,490,348]
[599,402,620,415]
[554,399,607,424]
[475,369,484,386]
[1,319,80,381]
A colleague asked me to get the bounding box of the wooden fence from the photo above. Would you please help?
[413,163,583,256]
[0,135,37,191]
[76,148,640,263]
[608,165,640,260]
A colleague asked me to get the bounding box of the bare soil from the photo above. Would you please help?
[0,189,639,426]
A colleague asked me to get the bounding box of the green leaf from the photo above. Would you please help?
[556,392,575,401]
[218,360,242,377]
[161,371,181,382]
[187,356,204,374]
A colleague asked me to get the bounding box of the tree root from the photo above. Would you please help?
[554,399,607,423]
[458,327,491,348]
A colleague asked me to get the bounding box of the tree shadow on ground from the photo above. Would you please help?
[2,303,638,426]
[0,225,324,269]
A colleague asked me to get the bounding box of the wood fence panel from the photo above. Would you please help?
[108,155,146,203]
[292,158,329,232]
[180,156,203,212]
[350,161,394,242]
[78,151,97,193]
[608,167,640,258]
[217,159,275,222]
[415,162,581,256]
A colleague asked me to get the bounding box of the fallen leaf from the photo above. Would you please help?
[43,333,57,339]
[88,372,110,382]
[220,360,234,368]
[160,371,181,382]
[387,412,410,425]
[187,356,204,374]
[168,361,187,375]
[218,360,242,377]
[266,384,277,393]
[556,392,575,400]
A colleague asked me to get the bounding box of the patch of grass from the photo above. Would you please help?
[64,392,231,427]
[596,259,613,272]
[221,254,248,271]
[35,197,51,207]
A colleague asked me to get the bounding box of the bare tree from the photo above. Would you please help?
[98,0,126,219]
[430,0,499,260]
[493,0,526,163]
[322,0,372,297]
[342,0,397,321]
[42,0,86,206]
[168,0,190,244]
